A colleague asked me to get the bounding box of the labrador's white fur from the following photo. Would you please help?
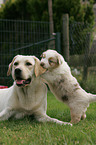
[40,50,96,124]
[0,55,72,126]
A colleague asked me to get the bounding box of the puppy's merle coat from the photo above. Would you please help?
[40,50,96,124]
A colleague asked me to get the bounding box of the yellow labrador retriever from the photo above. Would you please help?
[39,49,96,124]
[0,55,72,126]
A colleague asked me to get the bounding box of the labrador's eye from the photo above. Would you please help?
[26,62,32,66]
[14,62,18,66]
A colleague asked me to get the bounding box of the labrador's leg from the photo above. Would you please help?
[0,107,15,120]
[14,112,26,119]
[36,114,72,126]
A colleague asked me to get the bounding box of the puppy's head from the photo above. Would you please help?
[7,55,46,87]
[40,50,63,70]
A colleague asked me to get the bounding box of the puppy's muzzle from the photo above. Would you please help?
[40,62,45,68]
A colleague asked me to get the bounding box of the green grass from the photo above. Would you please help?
[0,92,96,145]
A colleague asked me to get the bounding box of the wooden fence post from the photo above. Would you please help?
[48,0,55,49]
[62,14,69,62]
[55,32,61,53]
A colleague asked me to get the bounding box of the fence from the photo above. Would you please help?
[62,15,96,83]
[0,18,96,87]
[0,19,57,86]
[62,15,93,66]
[69,20,96,86]
[69,21,93,68]
[69,22,92,55]
[69,21,96,62]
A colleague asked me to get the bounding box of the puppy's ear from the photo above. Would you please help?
[33,56,46,77]
[56,55,63,65]
[7,55,18,76]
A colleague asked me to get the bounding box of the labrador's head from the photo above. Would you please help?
[7,55,46,87]
[40,50,63,70]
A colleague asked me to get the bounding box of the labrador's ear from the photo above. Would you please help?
[33,56,46,77]
[7,55,18,76]
[7,62,12,76]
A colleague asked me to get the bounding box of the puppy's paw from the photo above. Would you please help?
[81,114,86,120]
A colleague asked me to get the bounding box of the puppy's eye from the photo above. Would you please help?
[40,54,45,59]
[49,60,53,63]
[26,62,32,66]
[14,62,18,66]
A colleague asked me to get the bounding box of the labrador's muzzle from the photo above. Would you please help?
[15,68,31,87]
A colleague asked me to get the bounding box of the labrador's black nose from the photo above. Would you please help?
[15,68,21,76]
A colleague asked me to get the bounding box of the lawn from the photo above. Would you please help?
[0,91,96,145]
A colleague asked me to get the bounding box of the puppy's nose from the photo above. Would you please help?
[40,62,45,67]
[15,68,21,75]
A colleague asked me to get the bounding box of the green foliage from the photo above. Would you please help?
[0,0,94,25]
[0,0,49,21]
[0,0,31,20]
[84,0,95,25]
[53,0,85,31]
[28,0,48,21]
[53,0,94,32]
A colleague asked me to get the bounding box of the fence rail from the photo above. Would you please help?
[14,37,55,52]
